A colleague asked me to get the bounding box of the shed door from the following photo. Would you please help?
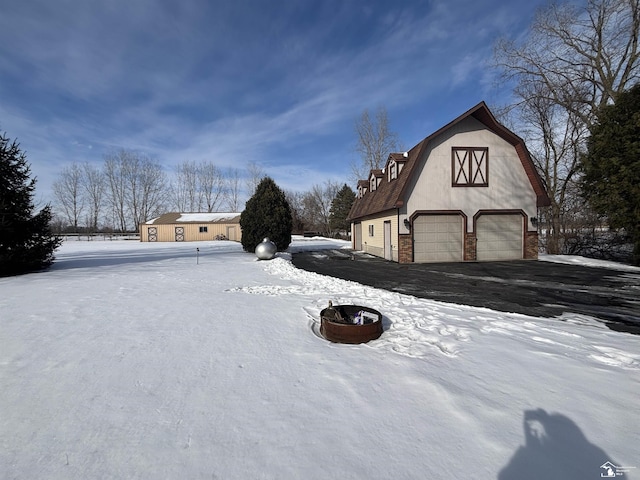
[354,223,362,250]
[384,221,392,261]
[227,226,237,241]
[175,226,185,242]
[476,214,523,261]
[413,214,463,262]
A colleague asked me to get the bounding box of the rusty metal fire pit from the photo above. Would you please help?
[320,303,383,344]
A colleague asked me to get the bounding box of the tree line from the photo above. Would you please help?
[493,0,640,262]
[52,149,357,236]
[52,150,246,233]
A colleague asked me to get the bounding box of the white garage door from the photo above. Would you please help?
[413,215,463,262]
[476,214,523,261]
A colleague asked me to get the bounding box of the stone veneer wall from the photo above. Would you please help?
[525,231,539,259]
[464,233,477,261]
[398,234,413,263]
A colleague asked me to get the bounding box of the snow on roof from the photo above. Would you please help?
[145,212,241,224]
[175,213,241,223]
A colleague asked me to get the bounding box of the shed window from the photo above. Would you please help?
[368,225,374,236]
[199,226,208,233]
[452,147,488,187]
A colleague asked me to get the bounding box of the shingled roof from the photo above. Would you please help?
[347,102,550,222]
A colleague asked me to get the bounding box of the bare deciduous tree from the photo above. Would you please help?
[171,160,227,213]
[302,181,341,235]
[225,168,241,212]
[52,163,85,232]
[494,0,640,253]
[199,161,225,212]
[284,190,306,233]
[104,150,131,232]
[104,149,166,231]
[245,161,265,198]
[171,160,200,212]
[496,0,640,124]
[81,162,104,232]
[502,83,588,253]
[133,156,166,228]
[351,107,399,183]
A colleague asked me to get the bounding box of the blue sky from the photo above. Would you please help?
[0,0,549,205]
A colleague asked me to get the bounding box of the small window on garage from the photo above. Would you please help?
[368,225,374,236]
[199,226,208,233]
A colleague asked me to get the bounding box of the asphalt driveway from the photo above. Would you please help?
[292,249,640,335]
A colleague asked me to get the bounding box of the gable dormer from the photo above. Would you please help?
[387,153,409,181]
[357,179,368,198]
[369,169,383,191]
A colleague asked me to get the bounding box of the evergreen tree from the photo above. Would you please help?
[581,84,640,265]
[329,184,356,234]
[0,132,61,276]
[240,177,292,252]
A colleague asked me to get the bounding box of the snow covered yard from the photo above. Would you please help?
[1,237,638,479]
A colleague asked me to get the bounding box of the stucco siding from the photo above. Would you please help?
[405,117,538,232]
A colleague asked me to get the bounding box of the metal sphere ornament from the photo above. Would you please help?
[255,237,277,260]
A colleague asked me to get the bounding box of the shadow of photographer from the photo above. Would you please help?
[498,408,627,479]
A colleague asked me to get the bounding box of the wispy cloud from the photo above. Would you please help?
[0,0,547,201]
